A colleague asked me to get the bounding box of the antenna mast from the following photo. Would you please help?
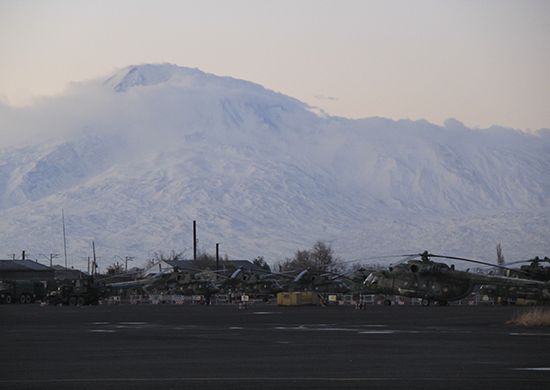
[193,220,197,262]
[92,241,97,276]
[62,209,68,279]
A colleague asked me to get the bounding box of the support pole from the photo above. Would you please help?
[193,220,197,262]
[62,209,67,279]
[216,243,219,271]
[92,241,96,277]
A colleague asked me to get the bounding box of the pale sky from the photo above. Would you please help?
[1,0,549,131]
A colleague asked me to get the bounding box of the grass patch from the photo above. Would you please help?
[507,307,550,327]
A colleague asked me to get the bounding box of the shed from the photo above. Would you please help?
[0,260,55,281]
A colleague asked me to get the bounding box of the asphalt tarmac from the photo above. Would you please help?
[1,303,549,390]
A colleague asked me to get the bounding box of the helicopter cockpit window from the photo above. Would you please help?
[365,273,379,285]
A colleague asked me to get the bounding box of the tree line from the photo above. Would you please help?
[106,240,343,275]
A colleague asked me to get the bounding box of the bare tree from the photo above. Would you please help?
[152,250,187,263]
[275,241,342,273]
[192,250,216,270]
[273,258,295,273]
[294,249,312,269]
[253,256,271,272]
[106,262,125,275]
[310,241,338,272]
[144,258,156,269]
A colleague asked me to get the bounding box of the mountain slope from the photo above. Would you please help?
[0,63,548,269]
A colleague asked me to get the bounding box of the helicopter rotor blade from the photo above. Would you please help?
[503,259,533,267]
[502,258,549,267]
[427,254,530,275]
[340,254,417,265]
[390,255,419,267]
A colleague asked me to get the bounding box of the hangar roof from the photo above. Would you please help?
[0,260,52,272]
[164,259,264,272]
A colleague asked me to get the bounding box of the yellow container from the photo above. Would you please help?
[277,292,292,306]
[301,292,318,305]
[277,292,318,306]
[291,292,303,305]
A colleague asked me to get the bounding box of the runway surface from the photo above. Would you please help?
[1,303,549,389]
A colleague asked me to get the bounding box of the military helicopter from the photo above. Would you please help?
[502,257,550,282]
[341,268,377,294]
[280,269,351,294]
[479,256,550,304]
[217,268,284,297]
[363,251,549,306]
[108,267,219,296]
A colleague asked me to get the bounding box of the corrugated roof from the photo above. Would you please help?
[0,260,53,272]
[227,260,264,271]
[161,259,263,271]
[163,260,196,270]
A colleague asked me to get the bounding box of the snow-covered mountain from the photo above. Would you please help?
[1,63,549,270]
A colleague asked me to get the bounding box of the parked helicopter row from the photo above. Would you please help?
[106,265,351,299]
[103,251,550,307]
[106,266,221,297]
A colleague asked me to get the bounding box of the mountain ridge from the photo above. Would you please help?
[0,63,548,269]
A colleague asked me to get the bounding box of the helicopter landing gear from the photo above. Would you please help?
[383,299,392,306]
[421,298,430,306]
[437,300,448,306]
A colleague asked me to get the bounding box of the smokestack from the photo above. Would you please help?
[216,243,219,271]
[193,220,197,262]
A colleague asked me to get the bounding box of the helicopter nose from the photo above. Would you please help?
[208,282,220,293]
[271,281,284,293]
[364,273,374,285]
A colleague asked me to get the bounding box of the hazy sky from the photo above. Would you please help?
[1,0,549,131]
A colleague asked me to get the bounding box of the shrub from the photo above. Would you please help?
[507,307,550,327]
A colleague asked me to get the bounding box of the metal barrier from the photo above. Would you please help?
[149,294,173,304]
[476,294,494,305]
[171,295,185,305]
[355,294,376,309]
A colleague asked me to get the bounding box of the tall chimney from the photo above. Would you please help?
[193,220,197,262]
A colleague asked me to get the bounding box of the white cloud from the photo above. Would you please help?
[0,64,549,268]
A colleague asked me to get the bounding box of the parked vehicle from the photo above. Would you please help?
[45,277,105,306]
[0,280,51,304]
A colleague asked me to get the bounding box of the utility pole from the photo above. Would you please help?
[50,254,59,267]
[39,253,59,267]
[193,220,197,262]
[125,256,134,272]
[62,209,68,280]
[115,255,134,272]
[92,241,97,276]
[216,243,219,271]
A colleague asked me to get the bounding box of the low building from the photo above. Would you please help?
[0,260,55,281]
[51,265,89,280]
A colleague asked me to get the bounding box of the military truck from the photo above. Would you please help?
[45,277,105,306]
[0,280,51,304]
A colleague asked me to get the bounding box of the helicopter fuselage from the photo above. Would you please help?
[220,270,284,295]
[365,268,475,303]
